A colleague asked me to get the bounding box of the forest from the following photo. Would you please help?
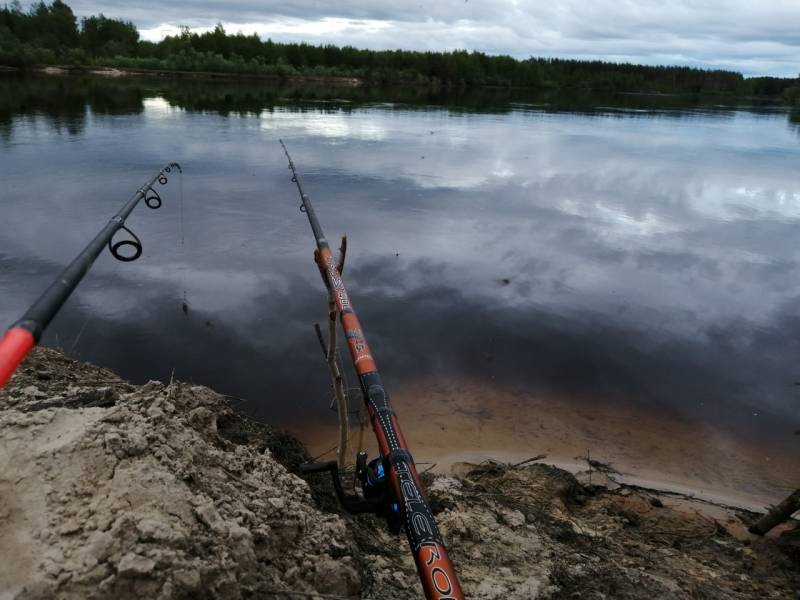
[1,0,799,101]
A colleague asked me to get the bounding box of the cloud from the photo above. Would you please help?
[62,0,800,76]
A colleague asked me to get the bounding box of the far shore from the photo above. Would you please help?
[1,63,366,87]
[2,65,792,105]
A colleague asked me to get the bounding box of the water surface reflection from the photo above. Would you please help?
[1,76,798,486]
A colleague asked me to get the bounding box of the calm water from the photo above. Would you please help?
[2,75,800,453]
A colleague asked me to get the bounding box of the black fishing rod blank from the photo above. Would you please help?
[280,140,465,600]
[0,162,182,387]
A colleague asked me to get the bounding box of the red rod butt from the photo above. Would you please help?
[417,543,465,599]
[0,327,36,388]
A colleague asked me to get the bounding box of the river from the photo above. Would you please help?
[2,74,798,505]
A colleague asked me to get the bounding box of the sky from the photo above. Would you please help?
[59,1,800,77]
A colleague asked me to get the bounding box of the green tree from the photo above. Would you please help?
[81,13,138,56]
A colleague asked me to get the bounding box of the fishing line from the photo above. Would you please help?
[69,313,92,356]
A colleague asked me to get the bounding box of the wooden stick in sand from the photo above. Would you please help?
[749,489,800,535]
[313,236,350,470]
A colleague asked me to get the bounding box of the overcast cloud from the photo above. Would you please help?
[60,1,800,77]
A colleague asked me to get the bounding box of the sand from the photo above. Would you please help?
[2,349,798,599]
[299,376,799,512]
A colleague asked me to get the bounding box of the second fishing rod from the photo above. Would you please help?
[0,162,181,387]
[280,140,465,600]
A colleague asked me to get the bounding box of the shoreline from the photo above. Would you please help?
[440,452,775,513]
[4,64,366,87]
[298,375,799,514]
[1,65,792,106]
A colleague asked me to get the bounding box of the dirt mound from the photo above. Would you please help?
[1,348,797,599]
[347,459,798,599]
[431,462,798,599]
[0,348,358,599]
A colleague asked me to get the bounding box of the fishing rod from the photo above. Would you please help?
[280,140,465,600]
[0,162,182,388]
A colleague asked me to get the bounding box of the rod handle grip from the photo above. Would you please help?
[0,327,36,388]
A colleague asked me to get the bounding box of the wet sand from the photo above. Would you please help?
[297,376,799,511]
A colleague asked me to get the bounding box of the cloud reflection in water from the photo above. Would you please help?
[1,76,799,450]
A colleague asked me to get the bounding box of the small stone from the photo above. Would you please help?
[21,385,46,399]
[313,557,361,596]
[44,547,65,564]
[228,525,255,561]
[59,519,82,535]
[187,407,216,434]
[268,497,286,511]
[194,503,227,534]
[392,571,407,588]
[480,513,501,531]
[500,508,526,528]
[103,432,124,457]
[76,386,118,406]
[76,562,111,584]
[137,518,178,543]
[117,553,156,578]
[86,531,115,562]
[146,403,165,420]
[104,406,135,424]
[127,433,148,456]
[173,568,200,590]
[42,559,63,577]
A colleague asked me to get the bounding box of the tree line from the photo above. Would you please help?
[1,1,798,100]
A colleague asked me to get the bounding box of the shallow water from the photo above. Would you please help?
[2,75,799,477]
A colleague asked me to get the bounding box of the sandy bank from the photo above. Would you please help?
[302,376,798,512]
[1,348,797,599]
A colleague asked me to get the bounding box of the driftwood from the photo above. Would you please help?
[749,489,800,535]
[510,455,547,468]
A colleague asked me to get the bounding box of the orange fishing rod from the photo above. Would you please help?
[280,140,464,600]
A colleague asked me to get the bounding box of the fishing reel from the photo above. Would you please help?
[300,451,402,533]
